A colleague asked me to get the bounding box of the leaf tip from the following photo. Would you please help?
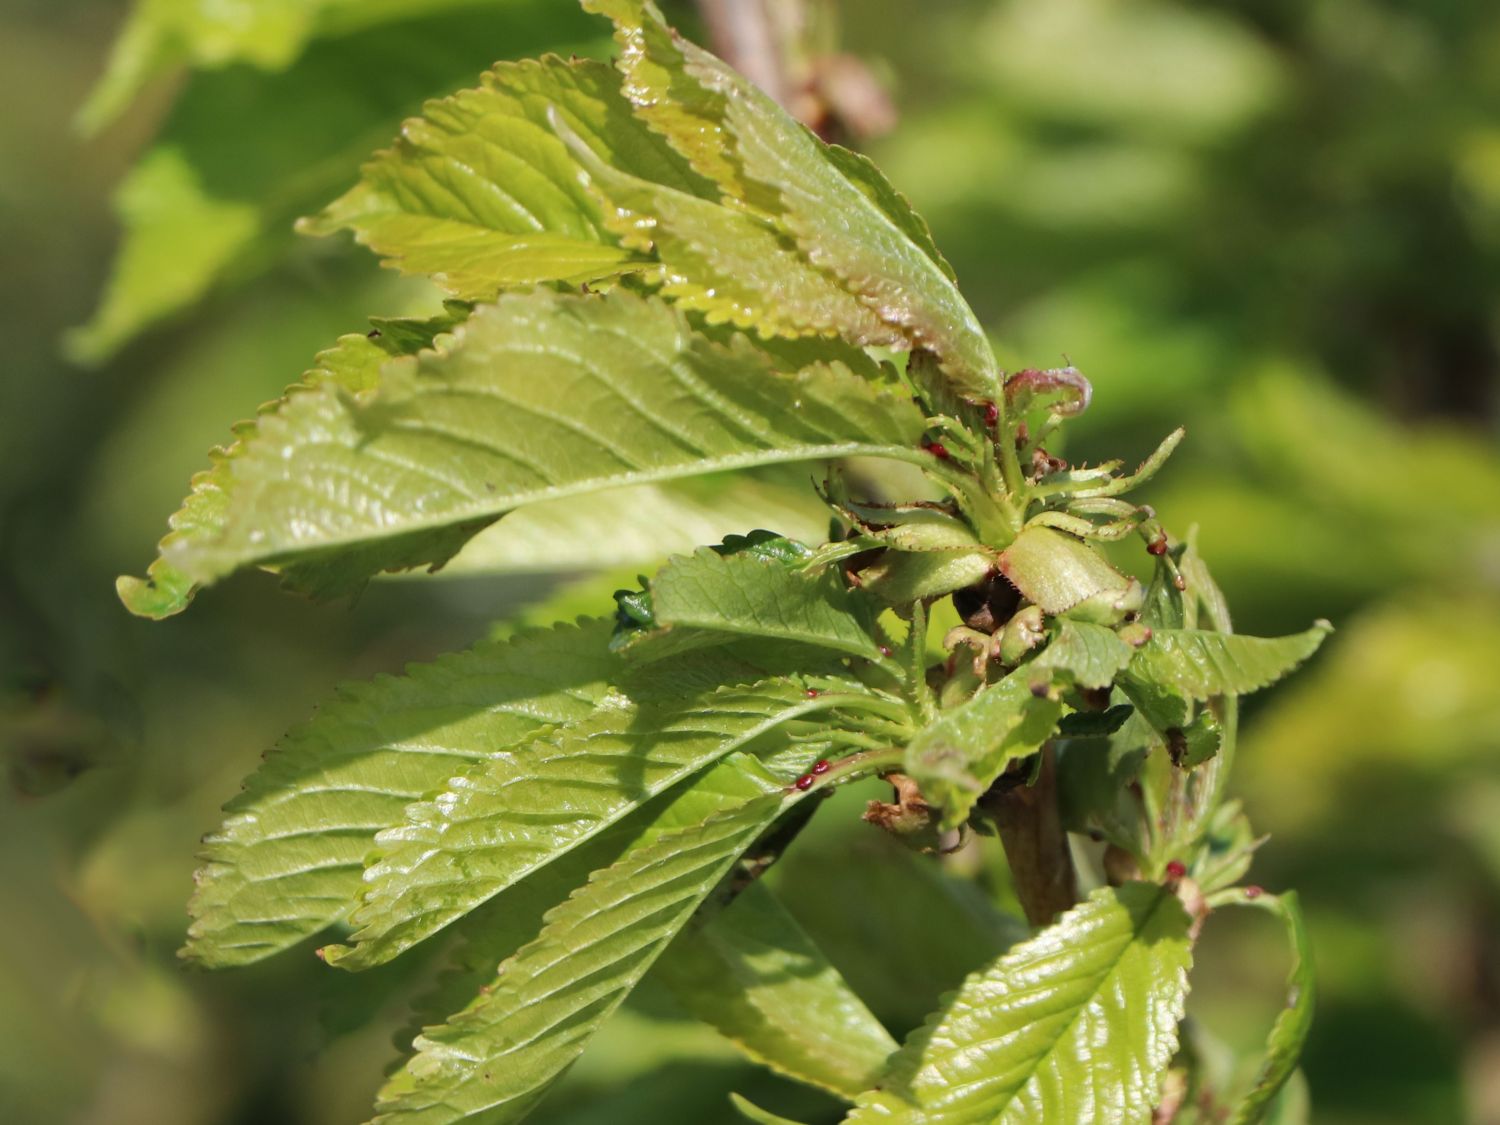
[116,571,193,619]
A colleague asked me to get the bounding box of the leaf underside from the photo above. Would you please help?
[374,786,803,1123]
[152,287,925,602]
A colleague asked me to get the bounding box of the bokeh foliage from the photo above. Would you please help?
[2,0,1497,1122]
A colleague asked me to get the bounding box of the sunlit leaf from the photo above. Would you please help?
[117,315,459,619]
[845,883,1194,1123]
[302,56,708,298]
[157,288,926,602]
[327,665,873,969]
[1127,622,1331,702]
[373,786,806,1124]
[182,618,619,967]
[903,670,1062,830]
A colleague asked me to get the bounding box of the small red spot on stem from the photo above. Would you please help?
[983,401,999,426]
[1147,535,1169,556]
[811,759,831,775]
[1244,885,1264,899]
[804,688,821,699]
[878,645,893,658]
[794,774,815,790]
[1165,860,1187,880]
[924,441,951,460]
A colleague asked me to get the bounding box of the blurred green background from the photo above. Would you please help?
[2,0,1497,1122]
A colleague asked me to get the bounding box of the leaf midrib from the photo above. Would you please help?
[948,887,1178,1118]
[183,443,925,580]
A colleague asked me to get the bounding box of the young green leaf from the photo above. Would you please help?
[373,787,807,1124]
[1224,892,1315,1125]
[585,0,998,395]
[903,670,1063,830]
[162,288,927,600]
[326,667,879,969]
[182,618,620,968]
[1028,619,1136,690]
[657,881,898,1099]
[640,546,887,661]
[999,526,1134,616]
[395,747,801,1056]
[844,882,1195,1124]
[301,56,710,298]
[1127,622,1332,701]
[568,135,903,347]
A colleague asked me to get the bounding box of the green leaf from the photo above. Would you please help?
[683,52,994,393]
[585,0,998,395]
[640,547,887,661]
[159,288,926,601]
[770,790,1027,1034]
[182,618,620,967]
[117,321,447,619]
[580,0,760,207]
[857,549,997,607]
[302,56,711,300]
[904,670,1063,830]
[395,747,797,1056]
[373,787,806,1124]
[1194,801,1259,895]
[327,666,873,969]
[1173,708,1223,769]
[437,475,827,576]
[845,883,1194,1124]
[73,6,595,362]
[819,144,958,285]
[690,49,995,395]
[1223,892,1315,1125]
[999,526,1133,615]
[567,135,904,348]
[657,881,897,1098]
[1028,619,1135,690]
[1127,622,1331,701]
[730,1094,811,1125]
[81,0,561,132]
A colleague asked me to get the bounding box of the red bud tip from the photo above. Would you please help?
[1244,885,1264,899]
[983,401,999,426]
[804,688,821,698]
[1165,860,1187,880]
[794,774,815,790]
[878,645,893,658]
[811,759,831,775]
[1147,535,1169,556]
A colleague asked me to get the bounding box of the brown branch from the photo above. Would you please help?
[979,746,1079,928]
[694,0,896,141]
[696,0,792,110]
